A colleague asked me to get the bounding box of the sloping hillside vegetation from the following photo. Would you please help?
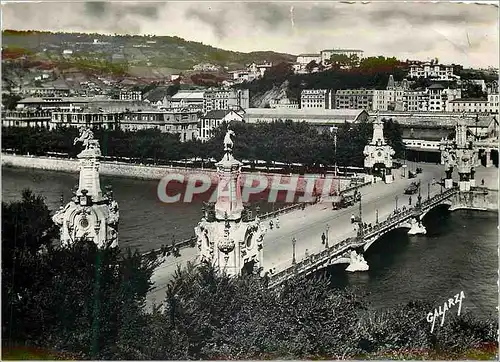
[2,30,295,70]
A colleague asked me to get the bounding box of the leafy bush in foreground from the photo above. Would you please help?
[2,191,497,360]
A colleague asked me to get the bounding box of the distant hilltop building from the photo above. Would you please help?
[228,62,273,83]
[407,61,459,81]
[119,90,142,101]
[193,63,221,72]
[320,49,364,64]
[295,49,364,73]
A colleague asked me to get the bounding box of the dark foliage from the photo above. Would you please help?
[2,119,404,168]
[2,93,23,109]
[2,191,496,360]
[2,191,160,359]
[235,56,408,102]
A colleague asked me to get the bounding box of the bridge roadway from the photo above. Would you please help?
[146,162,495,308]
[260,163,444,275]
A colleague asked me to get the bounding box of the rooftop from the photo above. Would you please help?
[171,91,205,100]
[449,98,489,103]
[321,49,364,53]
[18,96,112,104]
[203,109,243,119]
[244,108,368,122]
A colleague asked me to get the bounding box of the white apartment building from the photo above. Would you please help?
[119,90,142,101]
[170,91,205,112]
[408,62,459,81]
[335,89,374,110]
[50,108,199,141]
[247,62,273,78]
[402,85,461,112]
[300,89,335,109]
[448,99,491,114]
[199,109,244,141]
[373,90,401,111]
[488,94,499,113]
[320,49,364,64]
[296,54,322,66]
[403,91,428,112]
[270,97,299,109]
[203,89,249,114]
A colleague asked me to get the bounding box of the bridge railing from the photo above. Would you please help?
[268,236,358,287]
[259,203,308,221]
[141,235,197,257]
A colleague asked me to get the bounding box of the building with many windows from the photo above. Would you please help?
[2,110,52,127]
[488,93,499,113]
[320,49,364,64]
[169,89,249,114]
[335,89,374,110]
[300,89,335,109]
[448,98,491,114]
[19,87,71,97]
[49,107,200,141]
[408,62,459,81]
[199,109,245,141]
[401,86,461,112]
[244,108,369,133]
[119,90,142,101]
[170,91,205,112]
[296,54,322,67]
[203,89,249,114]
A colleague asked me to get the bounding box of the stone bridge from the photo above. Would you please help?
[267,187,460,288]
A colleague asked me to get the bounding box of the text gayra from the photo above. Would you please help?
[426,291,465,333]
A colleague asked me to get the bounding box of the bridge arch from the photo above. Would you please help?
[418,202,451,220]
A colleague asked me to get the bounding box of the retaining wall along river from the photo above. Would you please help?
[2,154,364,195]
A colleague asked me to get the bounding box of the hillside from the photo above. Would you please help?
[2,30,296,71]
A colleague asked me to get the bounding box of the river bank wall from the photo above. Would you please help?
[2,154,364,195]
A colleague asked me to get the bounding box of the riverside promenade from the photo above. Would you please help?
[146,161,498,309]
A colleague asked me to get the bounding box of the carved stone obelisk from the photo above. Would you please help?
[52,127,119,248]
[195,129,266,276]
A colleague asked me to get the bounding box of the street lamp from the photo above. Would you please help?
[376,208,379,224]
[331,126,338,177]
[428,182,430,201]
[325,224,330,248]
[292,237,297,265]
[395,195,399,211]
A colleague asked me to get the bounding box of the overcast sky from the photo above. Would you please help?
[2,1,499,68]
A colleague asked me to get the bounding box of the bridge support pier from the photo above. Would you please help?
[408,217,427,235]
[345,250,369,272]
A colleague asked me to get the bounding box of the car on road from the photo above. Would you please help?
[404,180,421,194]
[332,190,361,210]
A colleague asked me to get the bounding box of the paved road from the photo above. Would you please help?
[261,162,445,273]
[146,162,496,309]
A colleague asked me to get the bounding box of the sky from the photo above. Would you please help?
[1,1,499,68]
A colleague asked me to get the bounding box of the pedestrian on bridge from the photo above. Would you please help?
[481,179,485,186]
[409,196,412,206]
[305,249,310,258]
[269,219,274,230]
[351,214,356,224]
[321,232,326,244]
[276,217,280,229]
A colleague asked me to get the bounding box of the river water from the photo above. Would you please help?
[2,166,498,318]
